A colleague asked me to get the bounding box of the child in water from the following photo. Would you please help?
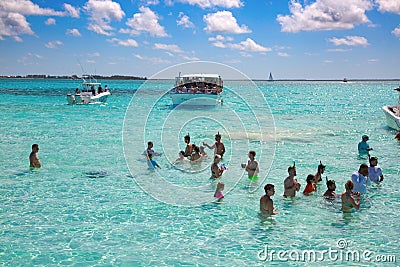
[147,153,161,169]
[214,182,224,200]
[303,174,316,196]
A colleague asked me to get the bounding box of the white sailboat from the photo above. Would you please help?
[268,72,274,81]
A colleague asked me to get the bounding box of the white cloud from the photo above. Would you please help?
[392,25,400,37]
[239,51,252,58]
[204,11,251,34]
[368,58,379,63]
[327,48,352,52]
[176,0,243,9]
[88,52,100,57]
[108,38,139,47]
[229,38,271,52]
[83,0,125,36]
[134,54,170,64]
[328,36,369,46]
[154,43,183,53]
[45,18,55,25]
[182,55,200,61]
[277,52,290,57]
[45,40,63,49]
[376,0,400,14]
[208,36,269,53]
[277,0,373,32]
[177,12,194,28]
[66,28,81,36]
[63,3,80,18]
[0,1,80,41]
[142,0,160,5]
[124,6,167,37]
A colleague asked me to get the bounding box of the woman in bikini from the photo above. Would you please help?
[341,180,360,212]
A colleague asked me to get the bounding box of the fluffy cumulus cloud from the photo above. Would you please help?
[83,0,125,36]
[177,12,194,28]
[122,6,167,37]
[376,0,400,14]
[228,38,271,52]
[328,36,369,46]
[45,18,56,25]
[0,0,80,41]
[107,37,138,47]
[66,28,81,36]
[392,25,400,37]
[203,11,251,34]
[153,43,183,53]
[209,35,270,53]
[176,0,243,9]
[277,0,373,32]
[45,40,63,49]
[63,3,80,18]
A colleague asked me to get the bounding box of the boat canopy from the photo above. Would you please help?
[175,74,222,87]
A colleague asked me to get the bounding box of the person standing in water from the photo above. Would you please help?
[203,132,226,158]
[341,180,360,212]
[184,134,193,157]
[241,150,259,181]
[260,184,278,215]
[314,161,326,183]
[29,144,41,168]
[284,164,301,197]
[358,135,373,155]
[368,156,384,183]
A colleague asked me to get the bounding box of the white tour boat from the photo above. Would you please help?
[169,73,223,106]
[67,75,111,105]
[382,87,400,131]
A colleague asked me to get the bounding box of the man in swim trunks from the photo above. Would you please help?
[284,165,301,197]
[184,134,193,157]
[203,132,225,158]
[241,150,259,180]
[351,163,370,194]
[29,144,41,168]
[260,184,278,215]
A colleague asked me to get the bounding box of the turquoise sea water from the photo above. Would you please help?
[1,77,399,266]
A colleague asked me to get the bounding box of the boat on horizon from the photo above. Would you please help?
[169,73,223,107]
[382,86,400,131]
[67,74,111,105]
[268,72,274,81]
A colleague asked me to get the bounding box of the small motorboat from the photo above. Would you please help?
[382,87,400,131]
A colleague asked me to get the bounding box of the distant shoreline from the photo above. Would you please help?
[0,75,399,82]
[0,75,147,80]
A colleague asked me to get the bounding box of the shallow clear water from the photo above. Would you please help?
[0,78,399,266]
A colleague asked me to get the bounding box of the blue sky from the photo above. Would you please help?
[0,0,399,79]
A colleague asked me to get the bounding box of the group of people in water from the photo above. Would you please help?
[74,85,110,96]
[143,133,386,216]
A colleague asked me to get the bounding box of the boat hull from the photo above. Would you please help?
[170,93,221,106]
[67,91,110,105]
[382,105,400,131]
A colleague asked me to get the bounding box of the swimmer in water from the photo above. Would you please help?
[214,182,225,200]
[241,150,259,181]
[341,180,360,212]
[260,184,278,215]
[29,144,41,168]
